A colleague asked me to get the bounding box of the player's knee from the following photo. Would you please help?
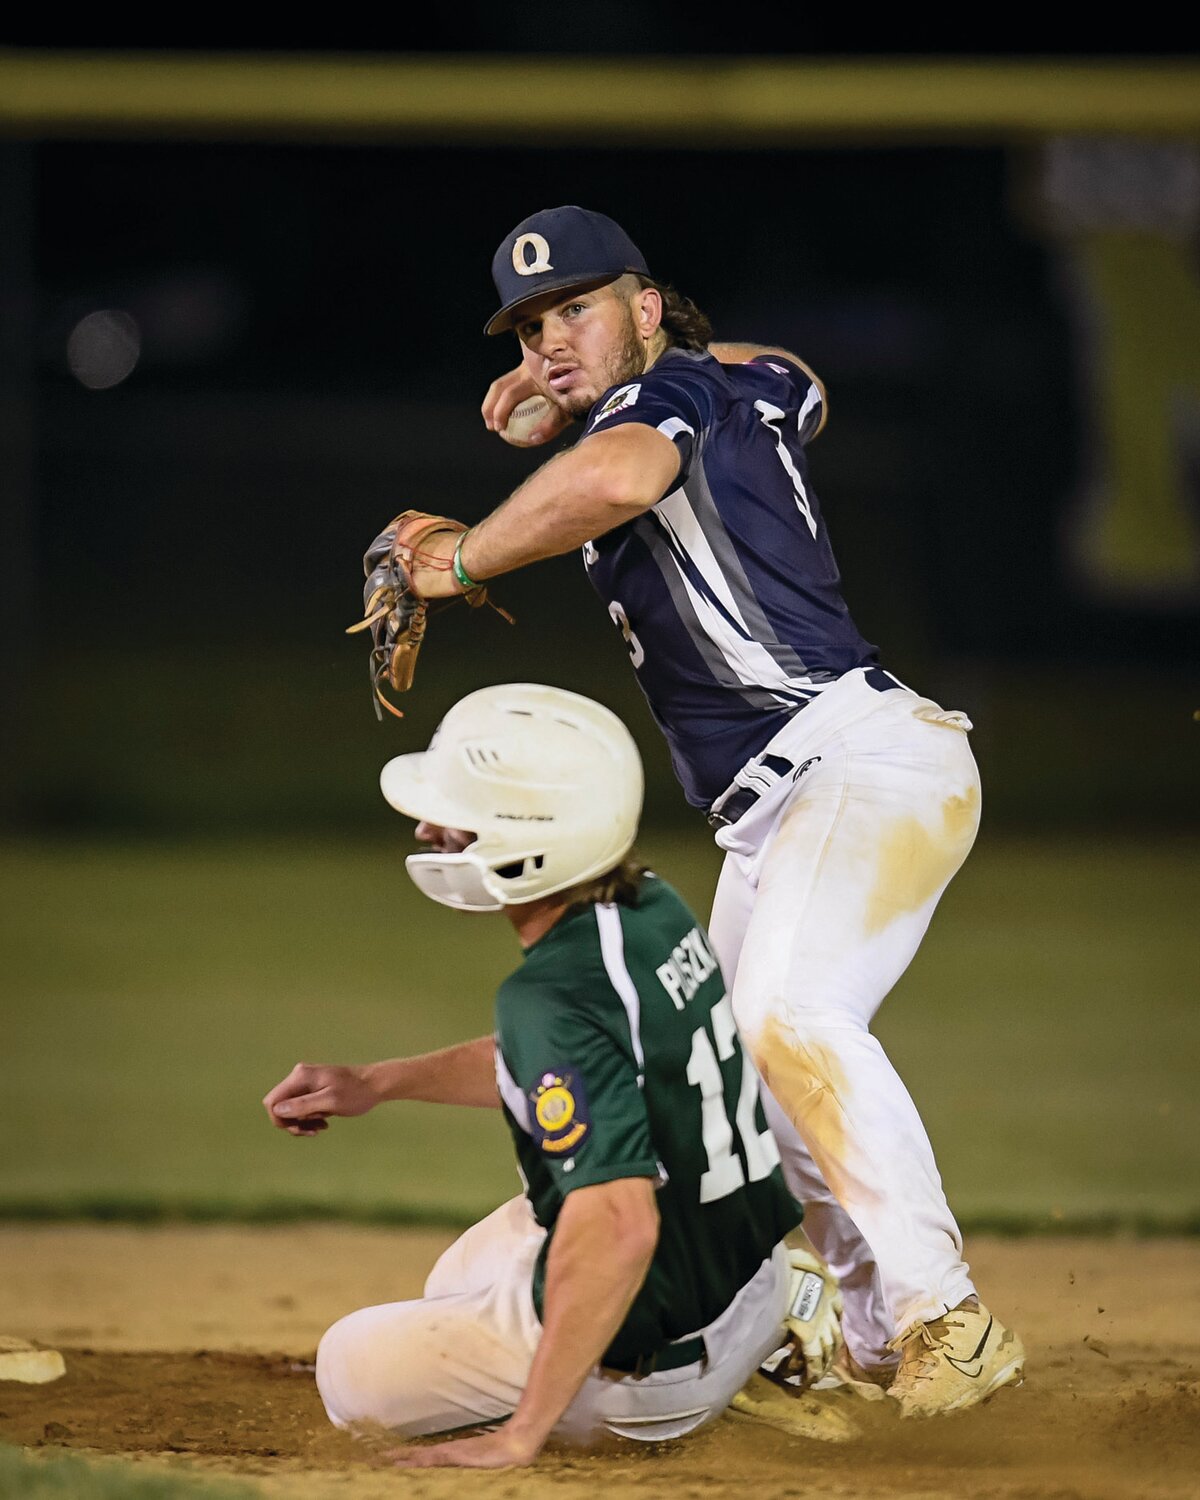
[731,993,833,1051]
[315,1306,426,1431]
[734,971,874,1041]
[734,1001,869,1089]
[315,1311,368,1428]
[316,1303,492,1440]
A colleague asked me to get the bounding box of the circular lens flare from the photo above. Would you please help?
[67,309,141,390]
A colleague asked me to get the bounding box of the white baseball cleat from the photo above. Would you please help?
[728,1371,860,1442]
[886,1302,1025,1418]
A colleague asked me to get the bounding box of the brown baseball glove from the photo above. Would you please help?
[346,510,508,719]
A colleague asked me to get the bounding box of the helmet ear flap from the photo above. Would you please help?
[405,852,503,913]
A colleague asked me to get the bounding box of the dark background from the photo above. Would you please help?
[1,45,1198,1240]
[2,48,1197,836]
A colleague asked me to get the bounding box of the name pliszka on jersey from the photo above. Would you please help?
[655,925,719,1010]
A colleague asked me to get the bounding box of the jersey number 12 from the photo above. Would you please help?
[686,993,780,1203]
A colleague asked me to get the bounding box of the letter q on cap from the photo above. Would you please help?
[512,232,553,276]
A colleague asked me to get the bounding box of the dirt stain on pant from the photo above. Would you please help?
[863,783,979,936]
[752,1018,854,1206]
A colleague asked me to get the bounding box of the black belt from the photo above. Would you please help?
[706,667,904,831]
[602,1333,707,1377]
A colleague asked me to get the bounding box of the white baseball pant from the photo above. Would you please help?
[316,1194,792,1444]
[706,667,982,1372]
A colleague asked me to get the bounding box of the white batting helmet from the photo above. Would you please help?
[379,683,644,912]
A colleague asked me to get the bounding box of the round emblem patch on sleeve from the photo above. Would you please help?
[529,1069,591,1158]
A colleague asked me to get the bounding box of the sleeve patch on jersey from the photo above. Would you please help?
[529,1068,591,1158]
[590,382,641,427]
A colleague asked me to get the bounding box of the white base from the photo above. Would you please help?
[0,1337,66,1384]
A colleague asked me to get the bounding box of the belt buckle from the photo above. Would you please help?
[602,1350,657,1380]
[707,751,796,831]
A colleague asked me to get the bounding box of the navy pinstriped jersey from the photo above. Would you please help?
[581,348,877,808]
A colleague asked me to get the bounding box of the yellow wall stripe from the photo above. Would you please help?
[1,52,1199,141]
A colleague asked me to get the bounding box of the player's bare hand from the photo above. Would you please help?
[386,1427,540,1469]
[482,364,537,432]
[262,1062,378,1135]
[482,365,570,448]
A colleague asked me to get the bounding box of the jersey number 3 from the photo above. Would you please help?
[687,993,780,1203]
[607,600,645,668]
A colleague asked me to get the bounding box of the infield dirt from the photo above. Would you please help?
[1,1224,1197,1499]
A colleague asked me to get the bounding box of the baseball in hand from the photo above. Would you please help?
[503,395,554,444]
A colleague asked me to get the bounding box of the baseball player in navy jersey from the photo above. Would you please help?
[365,205,1025,1416]
[263,684,849,1467]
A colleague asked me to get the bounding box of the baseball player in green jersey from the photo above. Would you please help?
[263,684,850,1467]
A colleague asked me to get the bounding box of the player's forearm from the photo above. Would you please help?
[410,426,679,595]
[364,1036,499,1109]
[465,448,636,580]
[505,1180,659,1453]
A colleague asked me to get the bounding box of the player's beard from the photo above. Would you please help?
[554,306,646,422]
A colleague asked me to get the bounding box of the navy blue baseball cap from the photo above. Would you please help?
[485,205,651,336]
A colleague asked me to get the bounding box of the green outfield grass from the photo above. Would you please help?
[0,1445,258,1498]
[1,831,1197,1229]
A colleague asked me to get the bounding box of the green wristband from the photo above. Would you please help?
[452,533,481,592]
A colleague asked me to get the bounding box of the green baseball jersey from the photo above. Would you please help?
[494,874,802,1367]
